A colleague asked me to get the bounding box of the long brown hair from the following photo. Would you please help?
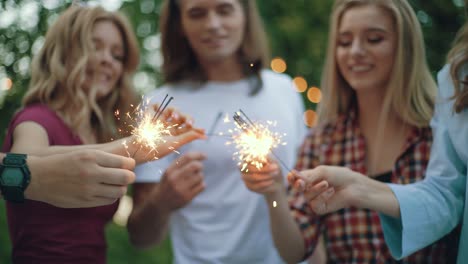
[159,0,269,93]
[22,5,140,142]
[449,20,468,113]
[318,0,436,127]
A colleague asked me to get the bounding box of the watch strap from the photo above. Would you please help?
[1,186,26,203]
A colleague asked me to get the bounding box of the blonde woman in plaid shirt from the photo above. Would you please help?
[241,0,460,263]
[291,17,468,264]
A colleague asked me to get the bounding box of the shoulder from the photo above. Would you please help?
[436,64,455,100]
[11,104,62,129]
[261,69,293,84]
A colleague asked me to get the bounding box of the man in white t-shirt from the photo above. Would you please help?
[127,1,307,263]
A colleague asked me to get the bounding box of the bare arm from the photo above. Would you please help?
[12,121,204,164]
[127,183,171,248]
[241,162,305,263]
[127,152,206,248]
[264,187,306,263]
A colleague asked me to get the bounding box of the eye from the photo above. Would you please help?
[188,8,206,19]
[93,39,103,50]
[217,4,234,15]
[368,36,383,44]
[112,53,124,62]
[337,36,352,47]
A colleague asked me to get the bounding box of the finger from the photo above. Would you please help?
[96,167,136,186]
[303,180,329,201]
[170,130,207,146]
[188,181,205,198]
[166,152,206,174]
[244,162,279,174]
[93,184,128,200]
[180,161,204,177]
[248,180,275,192]
[187,172,204,190]
[297,167,327,185]
[293,179,305,191]
[287,170,301,184]
[308,187,335,215]
[95,150,136,170]
[242,172,275,184]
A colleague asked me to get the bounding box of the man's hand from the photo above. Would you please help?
[156,152,206,212]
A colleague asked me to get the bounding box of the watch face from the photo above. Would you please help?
[1,168,23,186]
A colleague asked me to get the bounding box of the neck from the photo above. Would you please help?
[356,91,411,176]
[356,90,406,138]
[356,91,386,135]
[199,56,245,82]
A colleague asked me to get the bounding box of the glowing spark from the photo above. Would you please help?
[231,112,284,172]
[223,113,231,123]
[131,111,172,154]
[117,94,176,160]
[273,201,277,207]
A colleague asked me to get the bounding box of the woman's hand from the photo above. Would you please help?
[288,166,362,215]
[240,158,284,195]
[109,107,206,164]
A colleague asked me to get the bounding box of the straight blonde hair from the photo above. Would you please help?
[318,0,436,127]
[23,5,140,142]
[448,20,468,113]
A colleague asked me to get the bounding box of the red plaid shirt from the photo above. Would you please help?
[289,112,459,264]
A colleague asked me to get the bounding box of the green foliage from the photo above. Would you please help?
[0,0,465,263]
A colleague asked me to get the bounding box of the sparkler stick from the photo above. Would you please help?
[232,110,292,172]
[152,94,174,122]
[207,111,223,141]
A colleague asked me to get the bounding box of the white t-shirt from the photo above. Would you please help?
[135,70,307,264]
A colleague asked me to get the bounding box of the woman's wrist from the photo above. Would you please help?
[354,175,400,218]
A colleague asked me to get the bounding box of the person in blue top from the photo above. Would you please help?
[287,16,468,264]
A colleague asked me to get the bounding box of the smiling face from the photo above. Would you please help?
[179,0,246,64]
[336,4,397,96]
[85,20,125,99]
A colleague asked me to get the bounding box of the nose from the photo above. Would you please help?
[97,48,113,65]
[350,39,366,57]
[205,11,222,31]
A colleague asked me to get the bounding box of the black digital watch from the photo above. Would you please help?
[0,153,31,203]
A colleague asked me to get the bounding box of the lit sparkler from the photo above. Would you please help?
[230,110,289,172]
[117,94,176,160]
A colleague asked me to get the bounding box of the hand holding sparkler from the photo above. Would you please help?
[240,158,285,194]
[113,95,206,164]
[125,108,205,164]
[286,166,365,215]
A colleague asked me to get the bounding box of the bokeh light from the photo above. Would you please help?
[307,87,322,103]
[292,76,307,93]
[270,57,287,73]
[303,109,318,127]
[1,78,12,91]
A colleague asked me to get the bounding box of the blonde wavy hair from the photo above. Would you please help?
[22,5,140,142]
[318,0,436,127]
[448,20,468,113]
[159,0,270,94]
